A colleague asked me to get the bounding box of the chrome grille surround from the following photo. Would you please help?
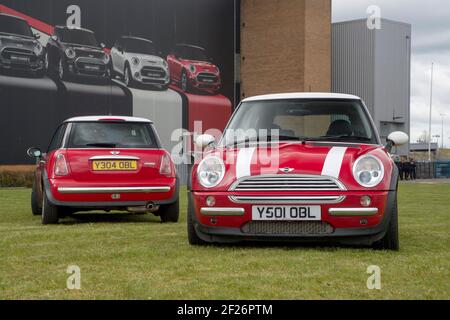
[229,195,345,204]
[241,221,334,235]
[229,174,346,192]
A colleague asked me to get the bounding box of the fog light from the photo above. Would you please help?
[206,196,216,207]
[360,196,372,207]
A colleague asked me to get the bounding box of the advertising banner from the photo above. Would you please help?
[0,0,235,165]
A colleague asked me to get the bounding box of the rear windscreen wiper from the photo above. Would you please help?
[85,143,117,148]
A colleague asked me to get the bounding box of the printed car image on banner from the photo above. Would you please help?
[0,0,235,165]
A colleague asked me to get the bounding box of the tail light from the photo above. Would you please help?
[160,154,173,176]
[54,153,69,176]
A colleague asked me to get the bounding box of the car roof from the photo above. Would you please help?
[175,43,205,51]
[0,13,27,23]
[120,36,153,43]
[64,116,152,123]
[242,92,361,102]
[55,25,94,34]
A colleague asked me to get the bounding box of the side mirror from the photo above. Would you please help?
[27,147,42,158]
[195,134,216,149]
[386,131,409,152]
[100,43,106,49]
[34,33,41,39]
[51,35,58,41]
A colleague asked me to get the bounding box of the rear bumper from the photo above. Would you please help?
[43,172,179,208]
[189,190,396,245]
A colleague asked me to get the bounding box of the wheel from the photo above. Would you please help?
[159,198,180,223]
[44,52,50,72]
[31,180,42,216]
[181,70,189,92]
[41,190,59,225]
[187,194,208,246]
[373,197,399,251]
[58,58,67,81]
[124,64,134,87]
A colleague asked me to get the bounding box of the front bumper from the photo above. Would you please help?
[189,73,221,92]
[0,54,44,73]
[132,64,170,85]
[66,57,110,79]
[190,190,395,245]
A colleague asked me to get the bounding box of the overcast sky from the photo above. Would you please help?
[333,0,450,148]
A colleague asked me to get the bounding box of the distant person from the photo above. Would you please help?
[410,158,417,180]
[394,156,404,180]
[403,159,411,180]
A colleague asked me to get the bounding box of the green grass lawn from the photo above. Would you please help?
[0,183,449,300]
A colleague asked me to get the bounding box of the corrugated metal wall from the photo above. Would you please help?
[332,19,411,156]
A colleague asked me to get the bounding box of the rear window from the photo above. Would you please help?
[68,122,159,149]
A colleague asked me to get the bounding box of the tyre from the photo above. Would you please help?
[181,70,190,92]
[159,198,180,223]
[58,58,67,81]
[42,190,59,225]
[187,194,208,246]
[373,196,399,251]
[31,180,42,216]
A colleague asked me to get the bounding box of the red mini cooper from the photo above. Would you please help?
[188,93,409,250]
[28,116,179,224]
[167,44,221,95]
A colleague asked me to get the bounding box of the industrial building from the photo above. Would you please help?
[332,18,411,155]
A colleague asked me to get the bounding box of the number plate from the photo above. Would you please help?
[252,206,321,221]
[92,160,137,171]
[11,55,29,63]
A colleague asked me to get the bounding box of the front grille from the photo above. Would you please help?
[230,175,345,191]
[74,49,104,59]
[242,221,334,235]
[1,48,36,63]
[197,72,218,83]
[141,66,166,78]
[75,57,106,75]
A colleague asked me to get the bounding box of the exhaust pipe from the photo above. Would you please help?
[127,202,159,214]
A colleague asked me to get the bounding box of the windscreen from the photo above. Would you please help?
[58,29,99,47]
[221,99,377,146]
[68,122,159,149]
[0,16,33,37]
[123,38,156,55]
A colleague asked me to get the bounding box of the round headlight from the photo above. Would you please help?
[131,57,140,65]
[352,155,384,188]
[197,156,225,188]
[34,43,43,56]
[189,64,196,73]
[65,47,76,59]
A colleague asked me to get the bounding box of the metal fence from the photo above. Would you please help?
[435,162,450,179]
[416,162,436,179]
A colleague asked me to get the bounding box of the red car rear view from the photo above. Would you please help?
[27,116,179,224]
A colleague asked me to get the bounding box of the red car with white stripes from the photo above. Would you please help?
[27,116,179,224]
[188,93,409,249]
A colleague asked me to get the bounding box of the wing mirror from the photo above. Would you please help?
[51,35,58,41]
[385,131,409,152]
[27,147,42,158]
[34,33,41,40]
[100,43,106,49]
[195,134,216,149]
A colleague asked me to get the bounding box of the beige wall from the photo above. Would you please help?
[240,0,331,98]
